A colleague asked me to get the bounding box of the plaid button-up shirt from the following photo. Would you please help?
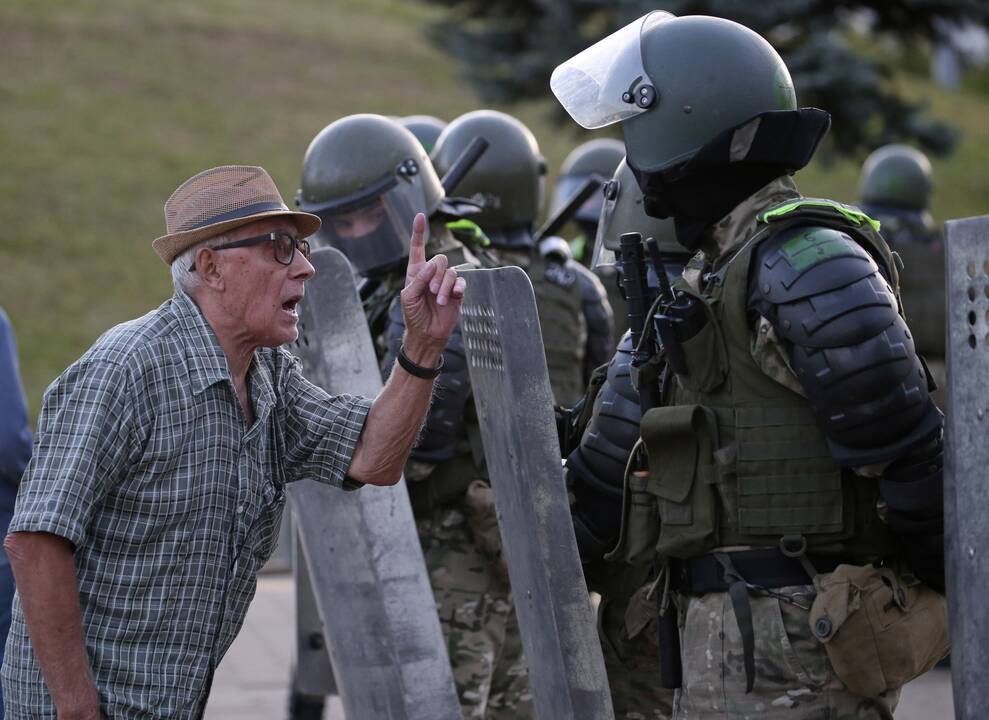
[2,291,372,718]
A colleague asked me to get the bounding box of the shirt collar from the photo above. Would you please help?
[171,290,232,395]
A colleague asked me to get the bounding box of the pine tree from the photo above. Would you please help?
[422,0,989,156]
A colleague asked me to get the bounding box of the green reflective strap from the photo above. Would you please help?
[759,199,882,233]
[571,234,587,261]
[446,218,491,247]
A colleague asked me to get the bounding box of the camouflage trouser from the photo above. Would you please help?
[417,502,534,719]
[673,586,899,719]
[598,593,674,720]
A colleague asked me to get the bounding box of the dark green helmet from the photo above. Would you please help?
[592,158,685,269]
[297,113,444,276]
[431,109,546,242]
[551,13,796,174]
[399,115,446,154]
[859,144,933,211]
[550,138,625,225]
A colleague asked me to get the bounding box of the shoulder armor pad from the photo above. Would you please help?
[751,228,941,464]
[753,225,882,306]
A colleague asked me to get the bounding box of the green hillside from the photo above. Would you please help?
[2,0,987,417]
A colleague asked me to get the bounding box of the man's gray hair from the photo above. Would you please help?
[170,232,233,293]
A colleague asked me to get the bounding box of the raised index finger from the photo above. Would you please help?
[408,213,427,270]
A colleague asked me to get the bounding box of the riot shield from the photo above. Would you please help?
[286,247,460,720]
[944,216,989,720]
[458,265,615,720]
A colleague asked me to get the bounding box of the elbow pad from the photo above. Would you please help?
[566,333,641,559]
[567,333,640,490]
[750,225,942,467]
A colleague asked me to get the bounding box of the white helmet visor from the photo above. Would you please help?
[550,12,674,130]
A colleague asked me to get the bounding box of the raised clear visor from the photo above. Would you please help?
[590,177,621,269]
[550,11,673,130]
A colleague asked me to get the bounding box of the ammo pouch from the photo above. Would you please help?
[642,404,721,558]
[808,564,949,698]
[608,404,721,564]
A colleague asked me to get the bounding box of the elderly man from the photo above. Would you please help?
[1,165,465,719]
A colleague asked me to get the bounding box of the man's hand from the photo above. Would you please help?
[400,214,466,361]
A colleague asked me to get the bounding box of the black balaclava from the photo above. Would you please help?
[630,109,831,252]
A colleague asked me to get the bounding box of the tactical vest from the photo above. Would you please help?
[635,199,901,563]
[528,253,588,407]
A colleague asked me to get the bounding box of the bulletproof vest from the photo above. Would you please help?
[527,252,588,407]
[639,198,900,561]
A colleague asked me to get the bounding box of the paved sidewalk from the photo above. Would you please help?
[205,573,954,720]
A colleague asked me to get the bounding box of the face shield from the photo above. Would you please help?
[551,12,674,130]
[590,176,622,269]
[306,163,427,276]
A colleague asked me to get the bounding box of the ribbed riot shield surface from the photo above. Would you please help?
[944,216,989,720]
[459,266,615,720]
[287,247,460,720]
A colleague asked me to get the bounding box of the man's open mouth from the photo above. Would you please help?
[282,297,301,313]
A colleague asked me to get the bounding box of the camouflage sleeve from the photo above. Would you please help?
[749,314,805,397]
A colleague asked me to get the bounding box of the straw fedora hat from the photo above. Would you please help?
[152,165,321,265]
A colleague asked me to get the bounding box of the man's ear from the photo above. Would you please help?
[197,248,224,291]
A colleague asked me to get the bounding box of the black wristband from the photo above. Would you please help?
[397,344,444,379]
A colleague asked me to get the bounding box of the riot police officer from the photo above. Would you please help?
[400,115,447,154]
[859,144,939,248]
[550,138,629,345]
[432,109,614,406]
[549,138,626,265]
[564,158,690,720]
[298,114,531,720]
[553,13,946,718]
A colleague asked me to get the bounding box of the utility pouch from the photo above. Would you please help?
[606,448,660,566]
[808,563,949,698]
[640,404,720,557]
[463,479,509,582]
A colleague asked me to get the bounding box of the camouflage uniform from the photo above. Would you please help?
[668,177,925,719]
[674,588,899,719]
[599,587,674,720]
[416,499,532,719]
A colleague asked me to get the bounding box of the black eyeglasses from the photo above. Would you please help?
[188,231,311,271]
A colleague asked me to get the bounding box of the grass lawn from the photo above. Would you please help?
[2,0,986,418]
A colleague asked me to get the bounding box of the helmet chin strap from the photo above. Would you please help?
[631,109,831,253]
